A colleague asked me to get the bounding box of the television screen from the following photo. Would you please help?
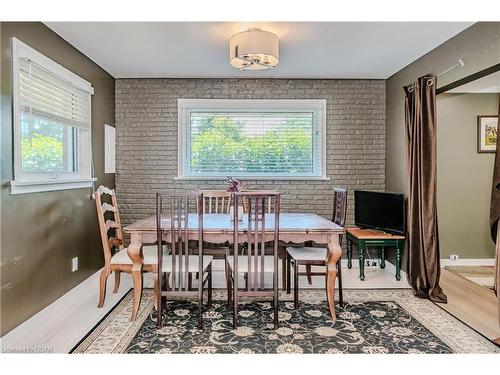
[354,190,406,235]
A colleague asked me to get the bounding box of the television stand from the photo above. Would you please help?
[346,227,405,281]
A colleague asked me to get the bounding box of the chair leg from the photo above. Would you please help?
[155,272,162,329]
[286,254,291,294]
[207,264,213,308]
[113,270,121,293]
[97,268,111,308]
[305,264,313,285]
[228,277,233,310]
[293,261,299,310]
[232,286,238,330]
[337,259,344,308]
[281,250,287,291]
[232,265,238,329]
[152,272,159,311]
[274,289,279,329]
[198,275,203,329]
[225,260,231,309]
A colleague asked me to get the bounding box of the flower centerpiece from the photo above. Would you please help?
[226,177,248,221]
[225,176,249,193]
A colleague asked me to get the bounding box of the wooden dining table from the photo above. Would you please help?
[123,213,345,322]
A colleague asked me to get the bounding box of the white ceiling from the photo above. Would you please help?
[45,22,474,79]
[447,70,500,93]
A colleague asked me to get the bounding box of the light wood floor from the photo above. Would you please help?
[439,269,500,345]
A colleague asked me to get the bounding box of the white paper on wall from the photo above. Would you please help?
[104,124,116,174]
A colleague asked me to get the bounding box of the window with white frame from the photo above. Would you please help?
[11,38,95,194]
[178,99,327,179]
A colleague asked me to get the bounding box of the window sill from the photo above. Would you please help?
[10,178,97,195]
[174,176,331,181]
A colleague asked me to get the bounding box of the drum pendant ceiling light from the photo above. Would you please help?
[229,28,279,70]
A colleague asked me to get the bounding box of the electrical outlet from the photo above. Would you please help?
[71,257,79,272]
[449,254,459,261]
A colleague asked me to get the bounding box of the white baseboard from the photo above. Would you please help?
[0,270,132,353]
[440,258,495,267]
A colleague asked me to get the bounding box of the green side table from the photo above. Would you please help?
[346,227,405,281]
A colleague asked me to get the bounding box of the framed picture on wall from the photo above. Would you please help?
[477,115,498,153]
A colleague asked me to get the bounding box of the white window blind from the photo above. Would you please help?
[19,58,91,130]
[178,99,327,179]
[11,38,95,194]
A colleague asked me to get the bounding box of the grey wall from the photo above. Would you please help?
[386,22,500,194]
[385,22,500,260]
[115,79,386,230]
[0,22,115,335]
[437,93,498,259]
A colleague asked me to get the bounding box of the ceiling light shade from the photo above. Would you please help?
[229,28,279,70]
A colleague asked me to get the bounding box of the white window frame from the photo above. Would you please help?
[177,99,328,180]
[10,38,96,195]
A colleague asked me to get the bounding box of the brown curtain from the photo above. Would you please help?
[404,75,447,303]
[489,94,500,326]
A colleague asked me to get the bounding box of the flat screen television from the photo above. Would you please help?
[354,190,406,235]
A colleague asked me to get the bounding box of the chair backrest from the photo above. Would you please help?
[196,190,232,214]
[94,185,124,264]
[232,191,280,291]
[242,195,275,214]
[156,191,204,291]
[332,188,348,227]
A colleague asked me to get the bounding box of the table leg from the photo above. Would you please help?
[396,242,402,281]
[347,238,352,269]
[359,241,365,281]
[326,233,342,322]
[380,247,386,269]
[336,259,344,308]
[127,233,143,321]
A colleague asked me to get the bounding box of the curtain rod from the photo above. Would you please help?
[437,59,465,77]
[405,59,465,90]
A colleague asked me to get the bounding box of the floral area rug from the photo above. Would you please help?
[72,289,499,354]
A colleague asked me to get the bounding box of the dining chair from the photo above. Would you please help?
[197,189,232,214]
[242,194,290,291]
[226,191,280,329]
[155,191,213,329]
[194,190,232,260]
[94,185,160,310]
[285,188,347,309]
